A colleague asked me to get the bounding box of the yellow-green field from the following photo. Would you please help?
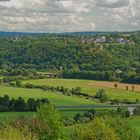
[23,79,140,101]
[0,86,97,106]
[0,78,140,134]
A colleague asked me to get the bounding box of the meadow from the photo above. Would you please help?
[128,117,140,135]
[0,78,140,136]
[0,85,97,106]
[23,78,140,101]
[0,110,84,122]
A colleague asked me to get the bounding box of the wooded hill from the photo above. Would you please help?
[0,32,140,83]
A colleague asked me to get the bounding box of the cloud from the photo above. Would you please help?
[0,0,139,32]
[96,0,130,8]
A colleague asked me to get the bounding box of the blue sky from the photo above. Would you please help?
[0,0,140,32]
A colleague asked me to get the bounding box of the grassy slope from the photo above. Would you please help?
[23,79,140,101]
[0,86,96,106]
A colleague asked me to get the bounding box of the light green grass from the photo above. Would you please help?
[128,117,140,136]
[0,112,35,122]
[23,79,140,101]
[0,86,97,106]
[0,108,114,122]
[0,111,84,122]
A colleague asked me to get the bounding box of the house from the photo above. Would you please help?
[95,36,106,44]
[115,69,122,74]
[116,37,134,45]
[13,36,21,42]
[36,72,58,78]
[117,38,126,44]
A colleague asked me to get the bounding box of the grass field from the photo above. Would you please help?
[0,108,116,122]
[23,79,140,101]
[0,111,84,122]
[128,117,140,135]
[0,112,35,122]
[0,78,139,134]
[0,86,97,106]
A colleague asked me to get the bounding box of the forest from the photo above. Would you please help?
[0,32,140,83]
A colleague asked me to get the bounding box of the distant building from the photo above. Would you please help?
[117,38,126,44]
[36,72,58,78]
[116,37,134,45]
[95,36,106,44]
[13,36,21,42]
[115,69,122,74]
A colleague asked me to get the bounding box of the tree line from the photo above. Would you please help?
[0,95,49,112]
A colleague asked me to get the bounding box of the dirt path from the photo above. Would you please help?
[87,81,140,92]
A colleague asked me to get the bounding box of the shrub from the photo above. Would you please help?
[104,116,139,140]
[16,80,22,87]
[74,118,119,140]
[117,107,130,118]
[95,89,108,103]
[0,125,37,140]
[72,116,139,140]
[133,107,140,116]
[37,104,65,140]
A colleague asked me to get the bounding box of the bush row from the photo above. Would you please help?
[0,95,49,112]
[11,81,140,104]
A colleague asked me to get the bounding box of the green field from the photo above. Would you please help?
[0,78,140,135]
[23,79,140,101]
[0,86,97,106]
[0,108,115,122]
[0,112,35,122]
[0,111,83,122]
[0,109,87,122]
[128,117,140,135]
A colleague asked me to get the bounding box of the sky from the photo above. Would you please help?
[0,0,140,33]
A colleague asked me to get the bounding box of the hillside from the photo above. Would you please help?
[0,32,140,83]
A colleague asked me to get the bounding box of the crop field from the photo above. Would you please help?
[23,79,140,101]
[0,86,97,106]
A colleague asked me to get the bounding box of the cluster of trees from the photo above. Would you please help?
[94,89,139,104]
[74,116,139,140]
[0,95,49,112]
[73,109,96,123]
[15,82,91,98]
[73,107,131,124]
[133,107,140,116]
[2,76,24,83]
[63,70,140,84]
[0,34,140,83]
[0,104,139,140]
[62,70,120,81]
[94,89,108,103]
